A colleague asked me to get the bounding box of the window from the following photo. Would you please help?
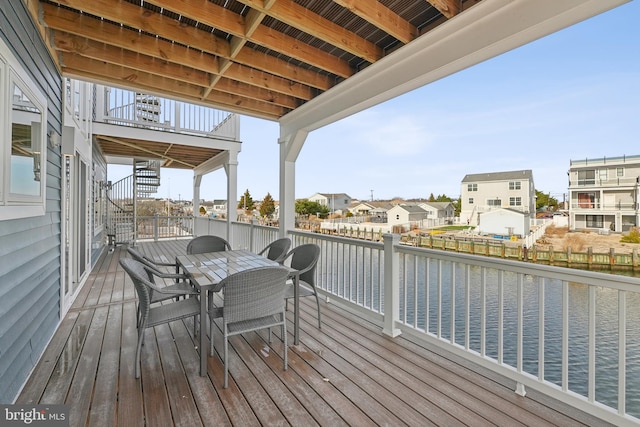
[509,197,522,206]
[467,183,477,192]
[487,199,501,207]
[468,198,474,204]
[0,39,47,220]
[586,215,603,228]
[598,169,607,182]
[577,170,595,185]
[617,167,624,177]
[509,181,521,190]
[577,192,596,208]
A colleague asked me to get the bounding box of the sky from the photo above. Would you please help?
[109,1,640,204]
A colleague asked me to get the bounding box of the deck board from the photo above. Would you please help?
[16,239,613,426]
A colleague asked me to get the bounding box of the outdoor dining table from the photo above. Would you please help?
[176,249,300,376]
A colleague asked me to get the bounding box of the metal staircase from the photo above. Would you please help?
[106,159,161,246]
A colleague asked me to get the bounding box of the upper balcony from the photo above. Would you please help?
[568,176,639,189]
[64,79,241,169]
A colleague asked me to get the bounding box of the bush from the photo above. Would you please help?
[620,227,640,244]
[545,224,568,238]
[563,233,585,251]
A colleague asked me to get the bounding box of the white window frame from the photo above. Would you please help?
[510,197,522,206]
[617,167,624,177]
[467,183,477,192]
[0,39,48,220]
[599,169,607,182]
[509,181,521,190]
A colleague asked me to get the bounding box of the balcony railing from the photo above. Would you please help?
[571,202,638,210]
[96,86,239,140]
[569,176,639,188]
[191,216,640,426]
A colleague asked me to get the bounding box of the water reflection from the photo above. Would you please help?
[400,259,640,417]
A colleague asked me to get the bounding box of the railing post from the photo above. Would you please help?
[154,214,159,241]
[382,234,401,337]
[250,219,257,252]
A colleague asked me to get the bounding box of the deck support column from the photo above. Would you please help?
[383,234,401,337]
[278,128,308,237]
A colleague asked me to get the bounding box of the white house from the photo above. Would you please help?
[568,155,640,232]
[212,199,227,213]
[460,170,535,226]
[308,193,352,214]
[387,205,430,230]
[478,208,530,237]
[418,202,455,219]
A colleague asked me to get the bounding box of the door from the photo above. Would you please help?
[61,153,90,314]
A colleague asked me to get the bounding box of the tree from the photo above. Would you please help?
[535,190,558,211]
[428,193,436,202]
[238,189,255,211]
[295,199,329,217]
[259,192,276,217]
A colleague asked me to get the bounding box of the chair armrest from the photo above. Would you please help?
[155,287,200,296]
[154,271,189,280]
[142,254,177,267]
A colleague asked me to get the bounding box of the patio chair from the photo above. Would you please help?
[186,235,232,254]
[127,246,189,284]
[207,265,290,388]
[120,258,200,378]
[257,237,291,264]
[282,243,321,329]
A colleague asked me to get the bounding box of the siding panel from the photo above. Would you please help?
[0,1,63,403]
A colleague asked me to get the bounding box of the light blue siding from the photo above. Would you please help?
[0,2,63,403]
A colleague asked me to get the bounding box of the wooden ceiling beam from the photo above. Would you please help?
[61,55,287,120]
[332,0,418,45]
[235,0,383,63]
[42,0,348,88]
[53,32,306,108]
[426,0,462,19]
[143,0,355,78]
[44,6,316,99]
[97,135,197,168]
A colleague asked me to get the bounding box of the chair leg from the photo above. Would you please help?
[210,317,215,356]
[314,293,322,329]
[135,325,146,379]
[223,332,229,389]
[282,314,288,371]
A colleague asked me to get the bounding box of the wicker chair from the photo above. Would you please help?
[120,258,200,378]
[186,235,232,254]
[127,246,190,285]
[208,266,290,388]
[283,244,321,328]
[257,237,291,264]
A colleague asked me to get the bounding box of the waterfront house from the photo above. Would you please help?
[568,155,640,232]
[387,205,430,231]
[1,1,637,425]
[211,199,228,216]
[308,193,353,214]
[460,169,536,226]
[418,201,456,221]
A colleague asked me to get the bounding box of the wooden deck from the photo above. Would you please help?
[17,240,610,426]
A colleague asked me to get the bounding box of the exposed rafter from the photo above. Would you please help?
[34,0,481,120]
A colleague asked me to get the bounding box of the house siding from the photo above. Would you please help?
[0,2,63,403]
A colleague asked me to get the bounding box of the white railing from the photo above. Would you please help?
[393,244,640,426]
[186,217,640,426]
[96,86,239,140]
